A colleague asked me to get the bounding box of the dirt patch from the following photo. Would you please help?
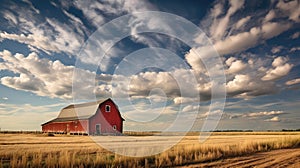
[181,148,300,168]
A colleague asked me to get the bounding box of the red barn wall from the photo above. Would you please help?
[89,100,123,135]
[42,120,88,133]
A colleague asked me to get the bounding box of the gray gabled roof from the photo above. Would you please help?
[42,99,109,125]
[57,99,107,119]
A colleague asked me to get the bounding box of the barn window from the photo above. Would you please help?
[113,125,117,130]
[105,105,110,112]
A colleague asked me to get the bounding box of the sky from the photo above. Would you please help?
[0,0,299,131]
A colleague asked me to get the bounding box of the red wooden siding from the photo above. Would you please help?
[42,120,88,133]
[89,99,123,134]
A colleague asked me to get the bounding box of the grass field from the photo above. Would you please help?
[0,132,300,167]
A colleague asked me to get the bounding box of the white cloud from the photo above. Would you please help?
[226,74,276,99]
[174,97,199,105]
[211,2,224,18]
[73,0,155,27]
[213,20,291,57]
[246,111,284,117]
[197,109,223,120]
[291,32,300,39]
[272,56,288,67]
[226,74,250,93]
[276,0,300,22]
[187,49,291,100]
[73,0,106,27]
[214,27,261,55]
[0,2,87,56]
[0,50,96,99]
[226,60,247,74]
[290,47,300,52]
[2,97,8,100]
[262,56,293,81]
[0,0,297,104]
[227,111,285,121]
[0,32,58,54]
[0,16,84,55]
[271,46,283,54]
[285,78,300,85]
[2,10,18,25]
[199,0,295,60]
[0,50,201,101]
[264,10,276,22]
[22,0,40,14]
[210,0,245,41]
[225,57,237,66]
[182,105,199,113]
[261,22,291,39]
[184,49,208,73]
[235,16,251,29]
[264,116,281,122]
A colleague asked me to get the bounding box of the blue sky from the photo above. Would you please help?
[0,0,299,131]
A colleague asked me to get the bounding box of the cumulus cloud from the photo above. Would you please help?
[0,50,201,102]
[262,57,293,81]
[226,74,276,99]
[226,60,247,74]
[261,22,291,39]
[186,49,292,100]
[276,0,300,23]
[0,50,96,99]
[213,27,260,55]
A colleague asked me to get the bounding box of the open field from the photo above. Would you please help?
[0,132,300,167]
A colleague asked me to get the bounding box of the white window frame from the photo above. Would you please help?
[105,105,111,112]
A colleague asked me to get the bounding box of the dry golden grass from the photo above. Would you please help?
[0,132,300,167]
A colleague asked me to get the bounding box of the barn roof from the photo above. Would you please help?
[42,98,113,125]
[57,99,107,119]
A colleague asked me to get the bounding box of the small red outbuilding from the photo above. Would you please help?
[42,98,124,135]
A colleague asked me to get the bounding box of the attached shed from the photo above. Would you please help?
[42,98,124,135]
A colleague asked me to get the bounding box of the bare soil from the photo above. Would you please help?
[181,148,300,168]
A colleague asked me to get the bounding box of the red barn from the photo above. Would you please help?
[42,98,124,135]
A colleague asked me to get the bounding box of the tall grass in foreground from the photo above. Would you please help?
[1,136,300,168]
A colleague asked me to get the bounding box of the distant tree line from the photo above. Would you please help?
[281,129,300,132]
